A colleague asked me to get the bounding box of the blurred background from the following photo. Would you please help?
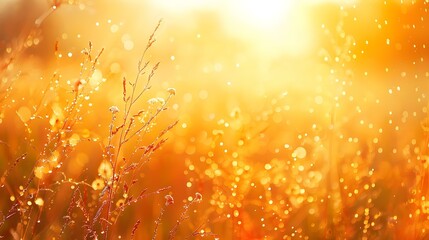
[1,0,429,239]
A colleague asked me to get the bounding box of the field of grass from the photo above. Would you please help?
[1,0,429,239]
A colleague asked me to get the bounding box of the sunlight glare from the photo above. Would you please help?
[224,1,314,56]
[149,0,216,12]
[231,0,294,29]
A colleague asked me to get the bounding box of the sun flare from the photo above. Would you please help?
[230,0,294,29]
[1,0,429,239]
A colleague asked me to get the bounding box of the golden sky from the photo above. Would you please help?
[1,0,429,239]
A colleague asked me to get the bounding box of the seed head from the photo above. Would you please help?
[109,106,120,114]
[165,194,174,206]
[194,192,202,203]
[167,88,176,96]
[147,97,165,105]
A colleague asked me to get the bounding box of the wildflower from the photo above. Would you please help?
[35,198,44,206]
[34,164,50,179]
[109,106,119,114]
[98,160,113,180]
[194,192,203,203]
[91,178,105,190]
[116,198,125,208]
[167,87,176,96]
[147,98,157,104]
[147,97,165,105]
[34,166,44,179]
[165,194,174,206]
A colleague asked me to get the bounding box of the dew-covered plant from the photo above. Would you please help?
[0,5,205,239]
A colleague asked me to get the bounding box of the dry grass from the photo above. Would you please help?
[0,3,203,239]
[1,1,429,240]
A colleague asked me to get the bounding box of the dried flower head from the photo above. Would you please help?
[116,198,125,208]
[74,79,83,92]
[167,87,176,96]
[147,97,165,105]
[91,178,105,190]
[109,106,120,114]
[165,194,174,206]
[98,160,113,180]
[195,192,202,203]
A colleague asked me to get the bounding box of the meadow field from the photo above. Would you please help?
[1,0,429,239]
